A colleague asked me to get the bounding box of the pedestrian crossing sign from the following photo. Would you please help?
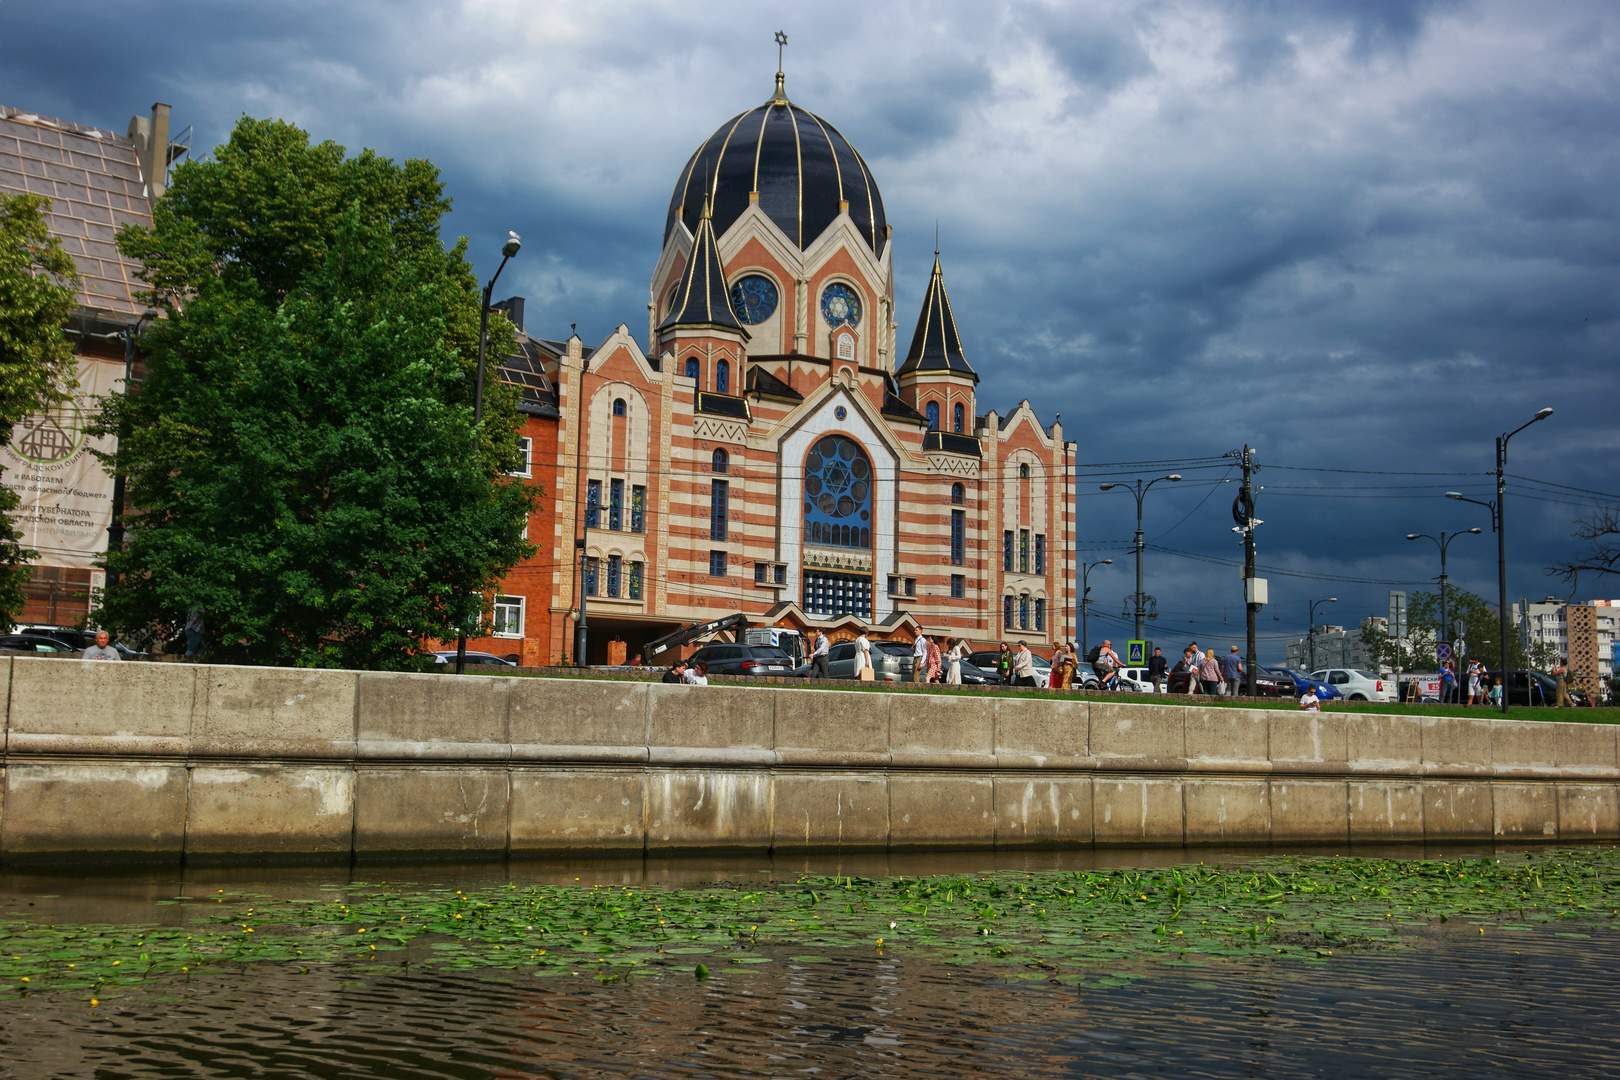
[1127,641,1146,666]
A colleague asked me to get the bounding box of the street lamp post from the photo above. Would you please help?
[455,231,522,675]
[107,308,158,593]
[1079,558,1113,660]
[1447,406,1553,715]
[1306,596,1338,672]
[1099,474,1181,642]
[573,354,593,668]
[1406,529,1483,680]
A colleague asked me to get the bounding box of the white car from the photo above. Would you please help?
[1119,667,1163,692]
[1309,668,1395,703]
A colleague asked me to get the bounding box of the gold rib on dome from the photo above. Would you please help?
[898,252,977,383]
[658,195,746,337]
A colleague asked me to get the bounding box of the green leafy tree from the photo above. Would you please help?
[0,193,82,629]
[96,118,536,668]
[1358,586,1558,674]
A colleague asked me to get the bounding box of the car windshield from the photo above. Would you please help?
[751,648,791,662]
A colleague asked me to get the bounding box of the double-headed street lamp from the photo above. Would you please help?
[455,231,522,675]
[1447,406,1554,714]
[1306,596,1337,672]
[1405,528,1483,670]
[1079,558,1112,660]
[1099,474,1181,641]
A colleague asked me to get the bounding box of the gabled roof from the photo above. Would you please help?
[745,364,802,401]
[658,195,745,336]
[897,252,977,383]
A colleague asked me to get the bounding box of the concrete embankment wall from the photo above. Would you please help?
[0,658,1615,863]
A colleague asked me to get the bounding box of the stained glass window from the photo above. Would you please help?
[1035,598,1045,631]
[609,479,623,531]
[1019,594,1030,630]
[685,356,700,381]
[629,561,642,600]
[630,486,645,533]
[716,359,730,394]
[803,434,872,550]
[1035,534,1045,575]
[712,448,728,473]
[606,555,621,598]
[925,401,939,431]
[729,275,779,324]
[586,480,600,529]
[1003,530,1013,572]
[820,283,862,329]
[1003,596,1013,629]
[951,483,965,505]
[953,403,964,433]
[951,509,965,566]
[1020,530,1030,574]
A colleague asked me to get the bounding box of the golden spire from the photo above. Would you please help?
[771,30,790,104]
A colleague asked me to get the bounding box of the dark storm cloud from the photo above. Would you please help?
[4,0,1618,651]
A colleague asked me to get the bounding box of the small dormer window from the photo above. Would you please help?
[835,333,855,361]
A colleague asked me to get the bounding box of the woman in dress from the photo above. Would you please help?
[927,638,943,683]
[1051,642,1075,691]
[946,638,964,685]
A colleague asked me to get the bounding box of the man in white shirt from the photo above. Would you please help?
[80,630,119,661]
[1299,686,1320,711]
[854,632,872,679]
[911,633,929,683]
[810,631,830,678]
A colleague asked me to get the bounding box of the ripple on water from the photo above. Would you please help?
[3,924,1620,1079]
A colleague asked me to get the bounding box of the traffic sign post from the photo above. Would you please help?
[1127,640,1147,667]
[1436,643,1453,663]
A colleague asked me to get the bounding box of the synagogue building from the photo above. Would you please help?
[475,70,1075,665]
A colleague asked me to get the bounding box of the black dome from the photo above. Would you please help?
[664,88,887,257]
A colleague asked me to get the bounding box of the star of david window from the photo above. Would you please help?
[803,434,872,550]
[820,283,862,330]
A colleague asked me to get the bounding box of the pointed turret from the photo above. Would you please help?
[658,195,746,337]
[897,252,977,383]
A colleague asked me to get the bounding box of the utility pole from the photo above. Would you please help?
[1240,445,1257,696]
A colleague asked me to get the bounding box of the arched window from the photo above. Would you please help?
[953,403,965,433]
[716,358,730,394]
[951,483,965,505]
[925,401,939,431]
[685,356,700,382]
[712,448,729,474]
[612,398,626,417]
[1019,462,1030,479]
[803,435,873,551]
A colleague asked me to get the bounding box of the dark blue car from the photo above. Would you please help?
[1265,667,1343,701]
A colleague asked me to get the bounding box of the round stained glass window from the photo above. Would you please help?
[803,434,873,550]
[729,275,778,324]
[821,283,862,329]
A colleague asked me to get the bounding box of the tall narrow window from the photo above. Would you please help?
[609,479,623,531]
[1019,594,1030,630]
[1019,529,1030,574]
[585,480,600,529]
[710,479,729,541]
[953,403,964,433]
[685,356,700,381]
[1003,596,1013,629]
[1003,530,1013,572]
[950,482,964,505]
[606,555,621,598]
[951,509,965,566]
[755,562,767,583]
[925,401,939,431]
[584,556,598,596]
[1035,598,1046,631]
[716,358,730,394]
[712,447,728,473]
[630,485,645,533]
[508,437,532,478]
[628,561,643,600]
[1035,534,1045,575]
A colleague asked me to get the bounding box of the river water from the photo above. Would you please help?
[2,848,1616,1079]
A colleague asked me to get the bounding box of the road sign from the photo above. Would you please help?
[1127,640,1146,666]
[1388,591,1408,639]
[1436,643,1453,662]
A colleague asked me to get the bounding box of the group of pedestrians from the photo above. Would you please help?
[1167,642,1246,696]
[910,633,971,685]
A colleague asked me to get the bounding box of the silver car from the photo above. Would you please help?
[796,640,914,682]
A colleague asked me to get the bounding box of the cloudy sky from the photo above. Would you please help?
[6,0,1618,655]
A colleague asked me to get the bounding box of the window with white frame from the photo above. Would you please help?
[508,437,532,478]
[492,595,525,638]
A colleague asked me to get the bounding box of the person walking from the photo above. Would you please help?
[946,638,964,685]
[1222,645,1244,697]
[854,631,873,681]
[809,631,830,678]
[1554,660,1573,707]
[1487,676,1503,707]
[1197,649,1223,695]
[184,607,206,658]
[1052,642,1075,691]
[1147,647,1168,694]
[80,630,119,661]
[1012,641,1038,687]
[997,642,1012,685]
[926,638,943,684]
[912,633,929,683]
[1179,647,1200,694]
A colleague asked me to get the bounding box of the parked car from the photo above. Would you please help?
[1486,669,1593,708]
[20,626,91,650]
[956,660,999,685]
[432,650,516,668]
[1309,668,1395,703]
[1265,667,1342,701]
[794,639,915,682]
[685,642,796,677]
[1161,666,1286,697]
[0,633,81,654]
